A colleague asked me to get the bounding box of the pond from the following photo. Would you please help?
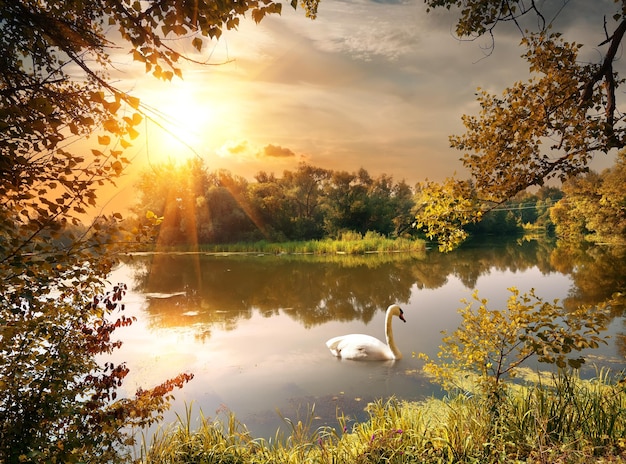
[106,239,626,440]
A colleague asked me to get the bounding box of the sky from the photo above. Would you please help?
[102,0,622,209]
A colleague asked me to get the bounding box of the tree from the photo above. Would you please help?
[131,158,214,245]
[413,178,482,251]
[249,171,293,241]
[362,173,412,236]
[1,1,317,461]
[551,152,626,244]
[419,1,626,249]
[322,169,411,238]
[131,162,420,245]
[323,170,369,237]
[419,288,609,398]
[516,186,564,229]
[281,163,330,240]
[205,170,260,243]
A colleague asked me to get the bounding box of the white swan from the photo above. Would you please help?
[326,304,406,361]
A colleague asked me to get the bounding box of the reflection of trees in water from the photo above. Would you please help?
[127,254,416,329]
[409,238,555,289]
[123,239,626,341]
[549,243,626,358]
[551,244,626,315]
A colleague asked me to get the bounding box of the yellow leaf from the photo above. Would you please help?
[112,160,123,175]
[98,135,111,145]
[132,49,144,63]
[127,96,141,109]
[102,119,118,133]
[127,126,139,140]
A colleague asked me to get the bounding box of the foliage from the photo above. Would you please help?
[131,161,418,245]
[465,186,563,236]
[323,169,415,238]
[551,151,626,244]
[424,0,547,39]
[413,177,482,251]
[452,33,606,202]
[421,1,626,250]
[1,0,316,462]
[0,282,193,463]
[419,288,609,396]
[133,160,573,250]
[141,373,626,464]
[2,0,319,245]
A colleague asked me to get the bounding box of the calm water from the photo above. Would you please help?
[106,239,626,439]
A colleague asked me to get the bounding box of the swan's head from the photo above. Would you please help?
[388,304,406,323]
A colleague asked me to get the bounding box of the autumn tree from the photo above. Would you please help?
[514,186,564,229]
[551,151,626,244]
[418,0,626,250]
[414,178,482,251]
[0,0,317,461]
[420,288,609,398]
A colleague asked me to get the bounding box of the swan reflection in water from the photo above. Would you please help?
[326,304,406,361]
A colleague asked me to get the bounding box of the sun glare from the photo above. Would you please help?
[144,85,220,162]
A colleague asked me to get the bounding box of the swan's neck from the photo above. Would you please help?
[385,310,402,359]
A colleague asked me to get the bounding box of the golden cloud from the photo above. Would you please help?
[260,144,296,158]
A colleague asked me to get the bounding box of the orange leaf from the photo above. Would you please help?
[98,135,111,145]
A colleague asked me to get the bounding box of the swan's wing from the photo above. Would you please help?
[326,334,392,361]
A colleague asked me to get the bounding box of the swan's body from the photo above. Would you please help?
[326,304,406,361]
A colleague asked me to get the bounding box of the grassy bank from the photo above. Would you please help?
[139,369,626,463]
[150,231,426,255]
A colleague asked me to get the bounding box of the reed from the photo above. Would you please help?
[193,232,425,255]
[138,370,626,463]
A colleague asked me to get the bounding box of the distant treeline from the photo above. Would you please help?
[128,159,566,246]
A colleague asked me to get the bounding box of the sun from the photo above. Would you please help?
[141,83,220,162]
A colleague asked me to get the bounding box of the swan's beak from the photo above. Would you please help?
[399,313,406,323]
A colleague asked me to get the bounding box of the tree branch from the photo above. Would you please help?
[579,17,626,118]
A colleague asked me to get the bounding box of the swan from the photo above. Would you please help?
[326,304,406,361]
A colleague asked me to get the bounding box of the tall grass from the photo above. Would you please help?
[505,369,626,461]
[138,369,626,463]
[186,231,425,255]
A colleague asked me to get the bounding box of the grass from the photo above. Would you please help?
[137,369,626,463]
[149,231,426,256]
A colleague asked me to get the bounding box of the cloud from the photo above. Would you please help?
[298,0,424,62]
[217,140,251,158]
[112,0,619,188]
[259,144,296,158]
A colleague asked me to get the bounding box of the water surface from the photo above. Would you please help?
[106,240,626,439]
